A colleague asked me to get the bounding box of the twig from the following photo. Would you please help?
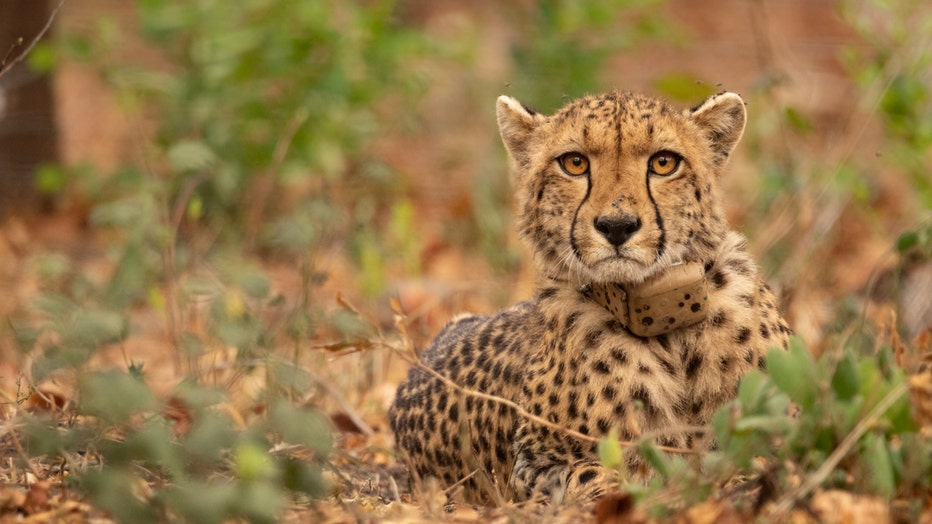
[442,468,480,495]
[244,106,310,248]
[304,368,375,438]
[7,423,43,480]
[0,0,67,79]
[236,356,375,437]
[768,382,909,518]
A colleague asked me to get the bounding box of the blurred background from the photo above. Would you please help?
[0,0,930,497]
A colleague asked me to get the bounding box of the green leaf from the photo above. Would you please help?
[218,260,270,299]
[896,230,918,252]
[737,369,770,411]
[161,478,237,524]
[8,318,40,350]
[35,164,68,194]
[268,360,312,396]
[784,106,813,133]
[26,42,57,73]
[32,252,72,281]
[232,479,287,524]
[173,380,225,410]
[766,340,817,408]
[711,402,734,447]
[184,412,237,464]
[81,468,158,522]
[124,420,185,476]
[62,309,128,349]
[329,308,370,339]
[268,401,332,454]
[639,440,670,478]
[234,443,277,482]
[653,73,715,102]
[733,415,790,434]
[882,392,917,434]
[281,459,327,496]
[104,245,151,306]
[862,433,896,498]
[167,140,217,173]
[32,291,72,317]
[597,428,624,470]
[79,370,157,424]
[831,354,860,401]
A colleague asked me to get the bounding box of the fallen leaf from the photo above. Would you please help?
[594,492,645,524]
[811,489,891,524]
[331,411,366,434]
[22,480,51,515]
[164,395,193,436]
[679,500,742,524]
[908,371,932,436]
[0,487,26,513]
[24,382,69,411]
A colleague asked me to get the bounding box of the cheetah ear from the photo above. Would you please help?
[497,95,545,168]
[689,92,747,168]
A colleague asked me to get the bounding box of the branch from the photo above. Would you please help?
[0,0,67,80]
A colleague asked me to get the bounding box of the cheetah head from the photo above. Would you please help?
[497,91,746,285]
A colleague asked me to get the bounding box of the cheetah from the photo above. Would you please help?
[389,90,791,505]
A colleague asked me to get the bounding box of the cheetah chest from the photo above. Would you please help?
[522,298,759,448]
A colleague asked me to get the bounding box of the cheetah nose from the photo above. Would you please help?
[594,215,641,246]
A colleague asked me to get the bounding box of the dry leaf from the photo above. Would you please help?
[811,490,891,524]
[0,487,26,513]
[24,383,69,411]
[594,492,645,524]
[336,292,360,315]
[331,411,367,434]
[164,395,193,436]
[908,371,932,435]
[678,500,742,524]
[22,480,51,515]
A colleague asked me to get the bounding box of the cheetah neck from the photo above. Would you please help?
[581,262,710,337]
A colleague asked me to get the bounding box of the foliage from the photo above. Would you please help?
[59,0,432,297]
[737,0,932,282]
[11,0,420,520]
[14,239,343,521]
[598,336,931,519]
[22,373,330,522]
[505,0,674,110]
[841,0,932,210]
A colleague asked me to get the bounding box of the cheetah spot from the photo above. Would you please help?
[578,469,598,484]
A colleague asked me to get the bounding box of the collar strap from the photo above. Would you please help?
[583,262,709,337]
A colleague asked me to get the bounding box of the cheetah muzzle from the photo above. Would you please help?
[389,90,791,505]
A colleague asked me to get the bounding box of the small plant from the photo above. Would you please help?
[598,334,931,520]
[21,371,330,522]
[8,0,429,520]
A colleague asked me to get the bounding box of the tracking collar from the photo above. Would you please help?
[581,262,710,338]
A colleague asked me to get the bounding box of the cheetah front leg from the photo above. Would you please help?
[509,424,617,504]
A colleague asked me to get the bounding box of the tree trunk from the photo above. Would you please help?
[0,0,57,219]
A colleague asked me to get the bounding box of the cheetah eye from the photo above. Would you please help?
[557,152,590,176]
[648,151,681,176]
